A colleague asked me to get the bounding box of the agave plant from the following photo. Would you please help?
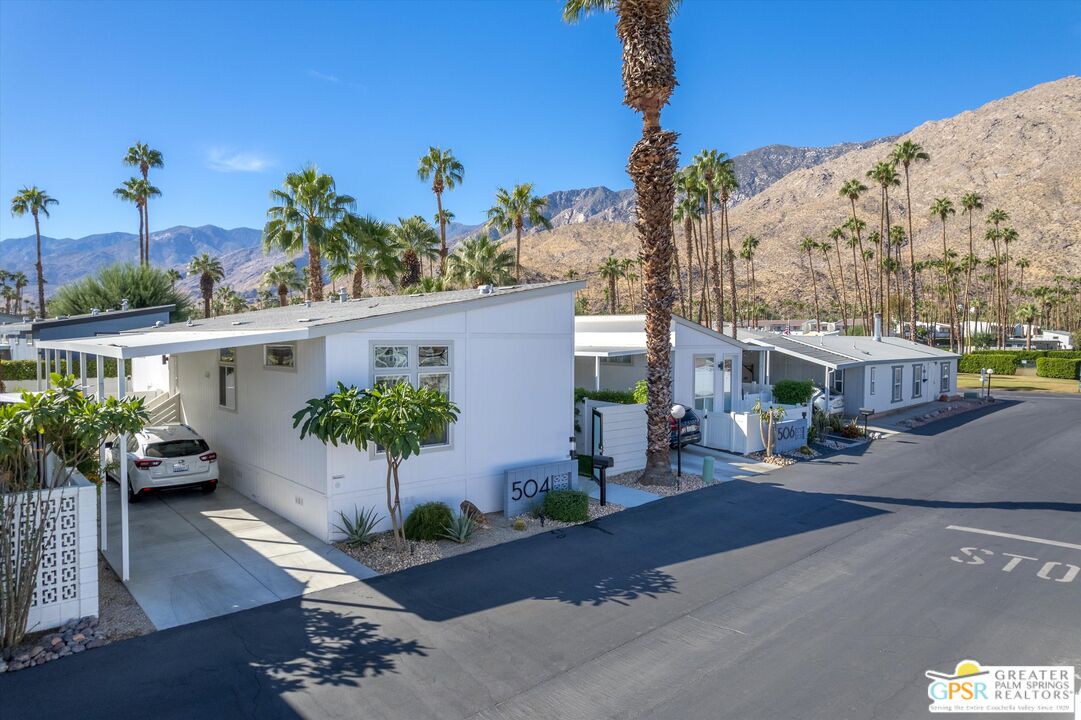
[333,506,383,547]
[441,512,476,544]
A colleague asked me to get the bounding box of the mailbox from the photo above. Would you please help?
[592,454,614,470]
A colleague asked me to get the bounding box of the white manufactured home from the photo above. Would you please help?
[38,283,581,576]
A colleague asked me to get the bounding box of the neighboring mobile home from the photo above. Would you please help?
[37,283,581,566]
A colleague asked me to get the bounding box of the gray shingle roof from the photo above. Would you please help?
[742,329,959,368]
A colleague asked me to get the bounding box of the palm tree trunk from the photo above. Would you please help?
[307,234,324,301]
[808,249,821,331]
[34,212,46,319]
[353,267,364,299]
[137,204,145,266]
[833,239,849,333]
[961,213,974,351]
[750,259,757,328]
[684,218,694,320]
[903,168,921,344]
[671,223,686,316]
[515,225,523,283]
[608,277,617,313]
[705,191,723,332]
[143,201,150,266]
[436,190,447,276]
[723,203,738,338]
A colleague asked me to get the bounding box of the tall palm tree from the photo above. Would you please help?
[891,140,931,343]
[263,165,355,301]
[113,178,144,263]
[189,253,225,319]
[262,262,306,307]
[959,192,983,350]
[739,235,759,328]
[717,159,740,338]
[799,236,821,331]
[329,214,401,298]
[417,147,464,275]
[930,197,957,350]
[986,208,1009,346]
[1001,226,1018,343]
[889,224,907,334]
[844,216,868,326]
[827,226,850,332]
[566,0,680,486]
[486,183,552,282]
[839,178,871,327]
[446,234,516,288]
[123,142,164,264]
[10,186,58,319]
[691,150,726,331]
[599,254,624,313]
[1015,257,1030,296]
[432,208,456,277]
[393,215,439,287]
[867,161,900,334]
[10,271,28,313]
[1015,303,1038,350]
[673,169,701,320]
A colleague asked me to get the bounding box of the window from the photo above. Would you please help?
[145,439,210,458]
[218,347,237,410]
[693,355,715,412]
[264,343,296,369]
[891,366,903,403]
[940,362,951,393]
[832,370,844,396]
[869,367,877,396]
[372,343,452,448]
[600,355,633,365]
[912,363,923,398]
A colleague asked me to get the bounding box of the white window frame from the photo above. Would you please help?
[891,365,903,403]
[912,363,923,399]
[263,342,297,371]
[940,362,951,394]
[370,341,454,452]
[869,366,877,396]
[832,369,844,396]
[218,347,237,411]
[693,354,715,412]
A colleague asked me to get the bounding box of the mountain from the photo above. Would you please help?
[522,76,1081,308]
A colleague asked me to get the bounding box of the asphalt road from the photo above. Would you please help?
[4,394,1080,719]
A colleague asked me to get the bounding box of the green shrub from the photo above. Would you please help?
[48,263,192,321]
[0,358,129,381]
[773,379,814,406]
[828,414,844,433]
[403,501,454,541]
[574,387,638,405]
[632,379,648,404]
[1036,357,1081,380]
[333,506,382,547]
[513,518,527,531]
[440,513,476,544]
[971,331,994,349]
[967,349,1081,360]
[543,489,589,523]
[959,353,1018,375]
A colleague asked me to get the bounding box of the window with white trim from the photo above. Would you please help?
[912,363,923,398]
[372,343,452,448]
[940,362,951,394]
[218,347,237,410]
[869,367,877,396]
[891,365,903,403]
[693,355,715,412]
[264,342,296,369]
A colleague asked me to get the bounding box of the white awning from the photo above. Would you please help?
[573,346,647,358]
[35,328,309,359]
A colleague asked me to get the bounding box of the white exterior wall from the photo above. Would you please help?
[324,292,575,537]
[131,354,170,392]
[573,354,647,391]
[860,358,958,415]
[174,340,330,539]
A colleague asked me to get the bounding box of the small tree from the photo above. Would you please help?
[1,375,148,654]
[752,399,787,457]
[294,382,459,546]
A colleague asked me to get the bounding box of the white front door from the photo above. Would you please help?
[694,354,731,450]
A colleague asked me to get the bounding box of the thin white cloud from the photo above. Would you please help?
[308,69,340,83]
[205,147,272,173]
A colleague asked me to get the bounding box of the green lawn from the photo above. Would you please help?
[957,373,1080,394]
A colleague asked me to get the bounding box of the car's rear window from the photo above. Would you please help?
[145,439,209,458]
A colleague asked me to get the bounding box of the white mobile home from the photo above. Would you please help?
[38,283,581,567]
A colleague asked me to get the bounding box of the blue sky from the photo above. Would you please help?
[1,0,1078,240]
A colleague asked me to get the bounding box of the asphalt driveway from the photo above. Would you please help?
[3,394,1079,719]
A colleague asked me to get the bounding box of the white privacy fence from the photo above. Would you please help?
[5,471,98,633]
[577,399,647,474]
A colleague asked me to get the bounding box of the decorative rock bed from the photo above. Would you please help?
[608,470,711,497]
[1,616,109,673]
[897,398,990,429]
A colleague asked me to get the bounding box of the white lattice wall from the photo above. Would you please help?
[13,472,98,633]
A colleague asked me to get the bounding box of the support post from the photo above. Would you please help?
[65,350,72,378]
[79,351,87,391]
[594,356,601,392]
[97,354,107,551]
[35,348,42,391]
[118,369,129,582]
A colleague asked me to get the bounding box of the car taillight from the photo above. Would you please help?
[200,452,217,462]
[669,417,678,430]
[134,459,161,469]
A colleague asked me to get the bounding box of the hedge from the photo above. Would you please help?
[773,378,815,405]
[0,358,130,381]
[958,353,1018,375]
[574,387,639,405]
[1036,357,1081,380]
[967,349,1081,361]
[543,490,589,523]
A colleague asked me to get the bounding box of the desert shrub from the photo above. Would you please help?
[333,506,382,547]
[959,353,1018,375]
[574,387,639,405]
[543,489,589,523]
[828,414,844,433]
[440,513,476,544]
[773,379,815,405]
[1036,357,1081,380]
[403,501,454,541]
[840,420,864,438]
[48,263,192,321]
[513,518,527,531]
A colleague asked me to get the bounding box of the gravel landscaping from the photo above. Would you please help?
[338,497,625,575]
[608,470,712,496]
[896,398,991,429]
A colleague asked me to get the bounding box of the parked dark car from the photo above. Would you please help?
[669,408,701,447]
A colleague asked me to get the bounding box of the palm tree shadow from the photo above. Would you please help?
[538,566,679,607]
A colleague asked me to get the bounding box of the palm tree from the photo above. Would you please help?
[959,192,983,350]
[113,178,144,263]
[10,271,27,313]
[1015,303,1038,350]
[691,150,727,332]
[10,186,58,319]
[566,0,680,486]
[717,159,740,338]
[740,235,759,328]
[123,142,164,264]
[985,208,1009,346]
[844,217,868,326]
[263,165,355,301]
[262,262,306,307]
[432,208,456,277]
[930,197,957,350]
[486,183,552,282]
[799,236,821,331]
[827,226,850,332]
[889,224,907,335]
[598,254,624,313]
[867,161,900,334]
[417,147,464,275]
[673,169,701,320]
[329,214,401,298]
[212,285,247,316]
[1015,257,1030,296]
[891,140,931,344]
[446,234,516,288]
[165,268,182,287]
[189,253,224,318]
[393,215,439,287]
[839,178,871,327]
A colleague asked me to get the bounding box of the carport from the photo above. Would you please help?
[36,328,375,628]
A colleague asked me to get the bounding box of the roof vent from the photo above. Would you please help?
[154,320,164,328]
[304,299,312,308]
[478,284,495,296]
[338,288,348,303]
[121,298,130,311]
[186,317,195,327]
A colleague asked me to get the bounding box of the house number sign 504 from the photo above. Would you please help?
[505,459,578,517]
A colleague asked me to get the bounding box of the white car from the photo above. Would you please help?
[811,388,846,416]
[106,424,218,502]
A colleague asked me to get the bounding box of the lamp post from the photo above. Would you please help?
[671,404,686,477]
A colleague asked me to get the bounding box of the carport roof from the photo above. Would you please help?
[35,281,583,359]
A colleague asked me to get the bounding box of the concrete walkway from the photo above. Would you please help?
[675,445,776,480]
[576,477,661,507]
[103,484,376,629]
